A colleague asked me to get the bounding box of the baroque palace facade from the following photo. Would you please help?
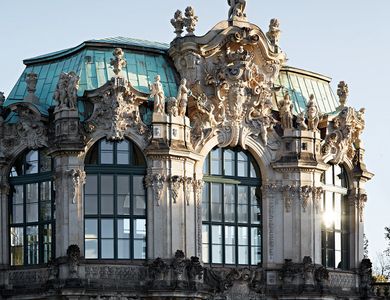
[0,1,374,299]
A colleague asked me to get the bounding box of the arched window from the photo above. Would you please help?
[84,139,147,260]
[9,149,54,266]
[321,165,349,269]
[202,147,262,266]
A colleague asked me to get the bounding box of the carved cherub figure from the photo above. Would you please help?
[227,0,247,20]
[67,72,80,110]
[297,112,308,130]
[278,91,293,130]
[150,75,165,114]
[177,78,190,117]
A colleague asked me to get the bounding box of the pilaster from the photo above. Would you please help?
[146,113,201,260]
[0,161,10,266]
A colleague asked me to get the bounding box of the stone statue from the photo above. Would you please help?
[266,18,281,47]
[0,91,5,105]
[167,97,179,117]
[150,75,165,114]
[227,0,247,21]
[184,6,198,36]
[24,72,39,104]
[337,81,349,108]
[110,48,127,76]
[26,72,38,94]
[171,10,184,38]
[297,112,308,130]
[54,72,80,110]
[306,95,319,132]
[278,92,293,130]
[177,78,190,117]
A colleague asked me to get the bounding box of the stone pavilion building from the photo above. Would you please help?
[0,1,374,299]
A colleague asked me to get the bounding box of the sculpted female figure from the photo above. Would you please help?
[177,78,190,117]
[227,0,246,20]
[278,92,293,130]
[150,75,165,114]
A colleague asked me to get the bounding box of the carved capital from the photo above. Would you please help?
[280,185,298,213]
[312,187,323,214]
[169,175,183,203]
[145,174,166,206]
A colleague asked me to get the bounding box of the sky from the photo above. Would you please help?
[0,0,389,263]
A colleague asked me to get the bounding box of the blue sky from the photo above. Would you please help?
[0,0,389,262]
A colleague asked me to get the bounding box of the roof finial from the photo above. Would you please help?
[184,6,198,36]
[171,10,184,38]
[228,0,247,22]
[110,48,127,76]
[337,81,349,108]
[24,72,39,104]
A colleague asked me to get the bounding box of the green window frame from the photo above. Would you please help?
[202,147,262,266]
[84,139,147,260]
[321,165,349,269]
[9,149,55,266]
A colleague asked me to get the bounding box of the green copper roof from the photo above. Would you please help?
[5,37,178,113]
[275,66,339,114]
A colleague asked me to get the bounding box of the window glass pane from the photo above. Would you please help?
[100,140,114,164]
[334,165,342,187]
[202,183,210,221]
[237,152,248,177]
[134,219,146,259]
[101,219,114,238]
[26,183,38,222]
[40,181,52,220]
[117,140,130,164]
[40,150,52,172]
[211,225,222,264]
[118,239,130,259]
[203,155,209,174]
[211,184,222,222]
[101,175,114,194]
[238,227,248,264]
[335,251,342,268]
[118,194,131,215]
[118,219,131,238]
[237,186,248,223]
[85,219,98,259]
[117,175,130,194]
[101,195,114,214]
[101,239,114,259]
[224,184,235,222]
[211,148,222,175]
[224,150,235,176]
[26,226,39,265]
[85,219,98,239]
[251,227,261,265]
[85,195,98,215]
[133,176,146,215]
[250,187,261,224]
[12,185,24,224]
[25,150,38,174]
[101,140,114,150]
[334,194,341,230]
[10,227,24,266]
[202,225,209,263]
[225,226,235,264]
[43,224,52,263]
[85,175,98,194]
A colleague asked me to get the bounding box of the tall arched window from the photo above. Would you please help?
[84,139,147,260]
[202,147,262,266]
[9,149,54,266]
[321,165,349,269]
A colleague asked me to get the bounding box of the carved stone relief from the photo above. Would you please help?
[169,175,182,203]
[300,185,313,212]
[67,169,86,204]
[84,76,150,142]
[280,185,298,213]
[170,25,285,151]
[312,187,323,214]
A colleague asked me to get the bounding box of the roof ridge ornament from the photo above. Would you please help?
[266,18,281,50]
[228,0,247,22]
[110,48,127,76]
